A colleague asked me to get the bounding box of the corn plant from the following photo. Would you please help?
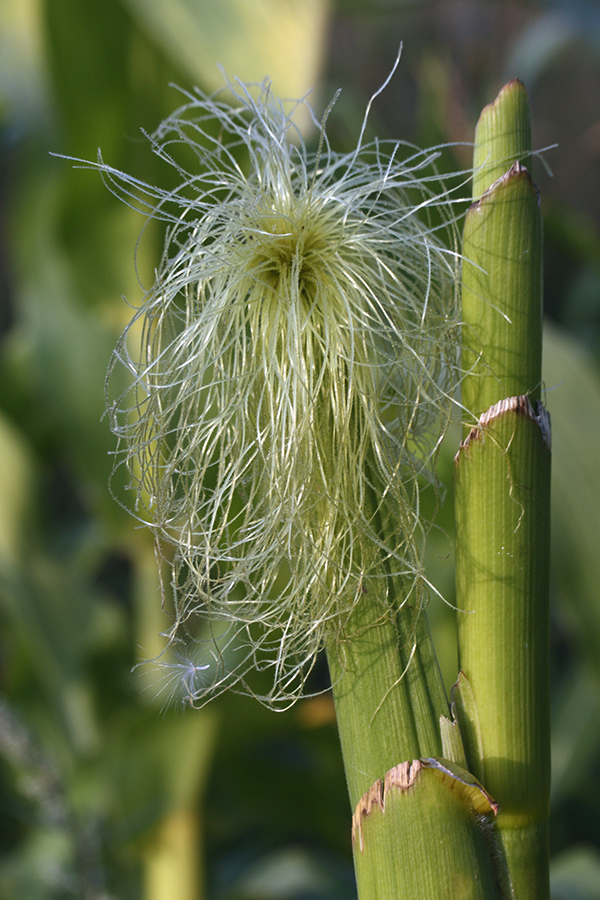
[84,64,549,898]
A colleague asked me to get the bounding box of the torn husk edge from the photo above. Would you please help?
[458,395,551,457]
[352,757,499,853]
[351,758,505,899]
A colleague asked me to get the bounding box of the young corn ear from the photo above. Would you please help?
[93,71,465,709]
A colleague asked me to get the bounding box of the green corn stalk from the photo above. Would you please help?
[455,80,551,898]
[334,80,550,899]
[327,596,446,810]
[328,566,506,899]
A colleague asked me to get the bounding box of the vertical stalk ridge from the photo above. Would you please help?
[326,596,447,812]
[328,452,449,811]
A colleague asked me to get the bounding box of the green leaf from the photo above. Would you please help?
[543,323,600,678]
[120,0,331,107]
[550,845,600,900]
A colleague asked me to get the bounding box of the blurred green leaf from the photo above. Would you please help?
[0,827,75,900]
[0,0,51,133]
[505,3,600,86]
[551,666,600,807]
[551,845,600,900]
[105,707,219,843]
[220,845,351,900]
[120,0,331,107]
[543,323,600,676]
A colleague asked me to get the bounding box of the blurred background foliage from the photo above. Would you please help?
[1,1,600,898]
